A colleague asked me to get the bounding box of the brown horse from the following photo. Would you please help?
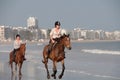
[9,43,26,76]
[42,34,72,79]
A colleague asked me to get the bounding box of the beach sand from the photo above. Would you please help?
[0,41,120,80]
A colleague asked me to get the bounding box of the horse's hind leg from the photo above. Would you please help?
[10,62,13,74]
[51,61,57,79]
[58,60,65,79]
[9,52,14,74]
[15,63,17,73]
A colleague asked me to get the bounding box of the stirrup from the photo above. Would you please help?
[48,49,51,54]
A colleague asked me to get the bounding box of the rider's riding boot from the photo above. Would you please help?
[13,49,16,61]
[48,43,53,54]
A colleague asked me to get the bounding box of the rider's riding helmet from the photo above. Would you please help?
[16,34,21,38]
[55,21,61,27]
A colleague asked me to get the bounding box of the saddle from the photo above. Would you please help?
[48,38,60,54]
[12,48,20,60]
[12,48,26,61]
[48,42,56,54]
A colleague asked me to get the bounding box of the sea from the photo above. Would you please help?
[0,41,120,80]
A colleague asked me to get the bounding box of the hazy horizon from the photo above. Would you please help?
[0,0,120,31]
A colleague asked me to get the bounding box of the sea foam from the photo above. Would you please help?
[81,49,120,55]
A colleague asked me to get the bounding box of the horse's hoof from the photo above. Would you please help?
[19,75,22,78]
[47,75,50,79]
[51,73,54,77]
[19,73,22,77]
[58,75,63,79]
[54,76,56,79]
[11,71,14,74]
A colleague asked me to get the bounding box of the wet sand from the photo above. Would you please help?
[1,51,120,80]
[0,42,120,80]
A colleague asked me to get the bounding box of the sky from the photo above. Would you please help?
[0,0,120,31]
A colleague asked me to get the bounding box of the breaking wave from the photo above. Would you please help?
[81,49,120,55]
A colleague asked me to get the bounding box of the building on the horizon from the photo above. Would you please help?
[71,28,108,40]
[0,26,5,41]
[113,31,120,40]
[0,26,13,41]
[27,17,38,30]
[0,24,120,41]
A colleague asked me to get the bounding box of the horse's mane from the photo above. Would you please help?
[20,43,26,49]
[60,34,69,39]
[53,34,70,43]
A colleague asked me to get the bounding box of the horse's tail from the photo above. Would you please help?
[8,51,13,66]
[42,45,49,64]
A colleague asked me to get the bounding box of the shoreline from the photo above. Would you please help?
[71,39,120,43]
[0,40,120,44]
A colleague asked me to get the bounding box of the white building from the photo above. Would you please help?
[105,31,112,40]
[113,31,120,40]
[95,30,105,40]
[40,29,47,39]
[0,26,13,41]
[27,17,38,29]
[0,26,5,41]
[80,30,87,39]
[86,30,95,40]
[72,28,81,40]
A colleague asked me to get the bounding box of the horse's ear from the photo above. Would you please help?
[63,33,66,36]
[63,33,67,37]
[67,34,70,37]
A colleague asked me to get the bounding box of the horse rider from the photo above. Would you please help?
[48,21,62,54]
[13,34,26,60]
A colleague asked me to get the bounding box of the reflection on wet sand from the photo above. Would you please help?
[1,42,120,80]
[0,61,4,72]
[27,63,35,78]
[11,73,22,80]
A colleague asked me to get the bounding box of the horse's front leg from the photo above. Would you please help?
[42,50,50,79]
[18,62,22,77]
[51,61,57,79]
[15,63,17,73]
[44,60,50,79]
[59,60,65,79]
